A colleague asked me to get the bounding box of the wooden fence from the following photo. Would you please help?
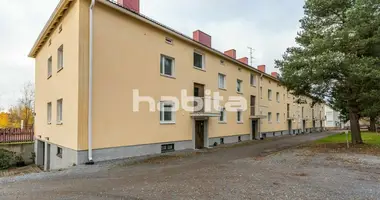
[0,128,34,143]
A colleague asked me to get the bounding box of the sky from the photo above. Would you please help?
[0,0,305,111]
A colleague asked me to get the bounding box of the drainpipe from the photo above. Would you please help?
[86,0,96,165]
[258,73,264,139]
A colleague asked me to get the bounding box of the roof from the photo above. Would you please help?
[29,0,281,83]
[28,0,74,58]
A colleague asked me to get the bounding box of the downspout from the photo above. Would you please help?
[258,73,264,139]
[86,0,96,165]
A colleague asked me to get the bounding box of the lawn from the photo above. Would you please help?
[316,132,380,146]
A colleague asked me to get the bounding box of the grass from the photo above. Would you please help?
[316,132,380,146]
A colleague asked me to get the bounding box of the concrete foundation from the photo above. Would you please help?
[208,134,250,147]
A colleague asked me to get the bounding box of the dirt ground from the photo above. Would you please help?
[0,132,379,200]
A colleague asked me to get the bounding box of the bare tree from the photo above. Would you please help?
[18,82,35,129]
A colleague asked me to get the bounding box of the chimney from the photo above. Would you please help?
[117,0,140,13]
[193,30,212,48]
[238,57,248,65]
[224,49,236,59]
[258,65,266,73]
[271,72,279,78]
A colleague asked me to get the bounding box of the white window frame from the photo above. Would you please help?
[160,101,176,124]
[268,89,272,101]
[219,107,227,123]
[47,102,52,124]
[268,112,272,123]
[237,110,243,123]
[193,51,205,70]
[57,45,64,71]
[47,56,52,78]
[57,99,63,124]
[218,73,226,89]
[276,113,280,123]
[160,54,175,77]
[250,73,256,86]
[276,92,280,102]
[237,79,243,93]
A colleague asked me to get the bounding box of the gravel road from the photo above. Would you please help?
[1,132,379,200]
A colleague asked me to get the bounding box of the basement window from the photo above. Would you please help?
[161,144,175,153]
[57,147,63,158]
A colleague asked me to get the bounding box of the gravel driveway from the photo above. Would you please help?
[0,132,379,200]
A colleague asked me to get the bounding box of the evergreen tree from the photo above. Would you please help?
[276,0,380,144]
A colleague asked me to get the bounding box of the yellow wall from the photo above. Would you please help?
[34,0,80,150]
[34,0,326,151]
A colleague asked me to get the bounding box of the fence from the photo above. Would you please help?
[0,128,34,143]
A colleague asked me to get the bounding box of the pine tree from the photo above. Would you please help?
[276,0,380,144]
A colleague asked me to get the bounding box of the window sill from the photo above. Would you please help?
[47,122,52,125]
[219,88,227,91]
[193,66,206,72]
[250,84,256,87]
[218,121,227,124]
[160,121,176,125]
[160,74,176,79]
[268,122,272,124]
[56,122,63,125]
[47,75,52,80]
[237,92,243,95]
[56,154,62,158]
[57,67,63,73]
[237,121,244,124]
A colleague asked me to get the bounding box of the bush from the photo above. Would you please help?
[0,149,15,170]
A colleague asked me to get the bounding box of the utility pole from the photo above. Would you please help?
[247,46,255,67]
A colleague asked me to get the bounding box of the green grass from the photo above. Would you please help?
[316,132,380,146]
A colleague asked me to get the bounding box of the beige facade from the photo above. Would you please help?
[30,0,325,169]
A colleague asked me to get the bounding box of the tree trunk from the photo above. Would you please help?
[369,117,376,132]
[349,108,363,144]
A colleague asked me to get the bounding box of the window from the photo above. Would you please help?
[218,73,226,89]
[161,144,175,153]
[57,45,64,71]
[47,102,52,124]
[193,51,204,69]
[268,112,272,123]
[219,107,226,123]
[276,113,280,123]
[268,89,272,100]
[160,101,175,124]
[237,110,243,123]
[57,147,62,158]
[237,79,243,93]
[276,92,280,102]
[57,99,63,124]
[160,55,175,77]
[250,74,256,86]
[47,56,52,78]
[260,87,263,99]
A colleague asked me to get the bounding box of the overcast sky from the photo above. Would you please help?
[0,0,305,111]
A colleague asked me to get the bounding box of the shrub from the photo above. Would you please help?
[0,149,15,170]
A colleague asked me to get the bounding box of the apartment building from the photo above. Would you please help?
[325,105,342,129]
[29,0,325,170]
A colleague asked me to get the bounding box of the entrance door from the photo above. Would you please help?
[252,120,257,139]
[303,120,306,133]
[288,120,292,135]
[195,121,205,149]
